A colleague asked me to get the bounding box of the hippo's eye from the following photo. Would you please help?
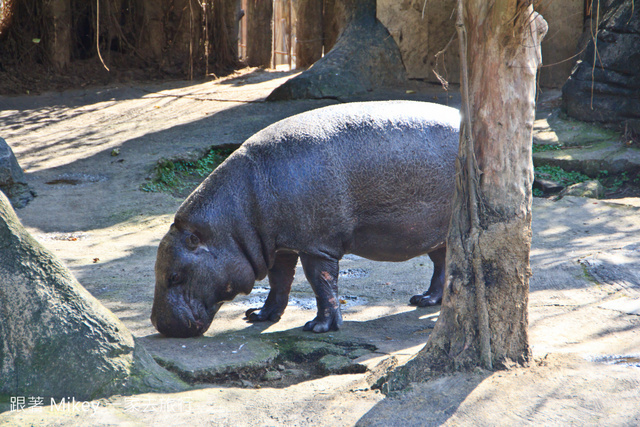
[168,272,184,287]
[185,233,200,250]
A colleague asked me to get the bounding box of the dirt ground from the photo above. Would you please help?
[0,69,639,426]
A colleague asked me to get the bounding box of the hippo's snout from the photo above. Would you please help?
[151,288,221,338]
[151,311,205,338]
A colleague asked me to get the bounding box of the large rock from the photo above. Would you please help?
[267,0,405,101]
[377,0,458,82]
[562,0,640,123]
[0,192,186,400]
[0,138,35,208]
[559,180,605,199]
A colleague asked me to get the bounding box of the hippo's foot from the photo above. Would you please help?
[303,310,343,333]
[245,305,284,322]
[410,292,442,307]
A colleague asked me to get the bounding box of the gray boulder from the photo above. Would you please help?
[0,191,187,400]
[559,180,605,199]
[562,0,640,123]
[0,137,35,208]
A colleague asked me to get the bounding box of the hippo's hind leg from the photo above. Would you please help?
[245,251,298,322]
[410,246,446,307]
[299,253,342,333]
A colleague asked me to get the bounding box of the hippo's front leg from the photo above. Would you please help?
[245,251,298,322]
[299,253,342,333]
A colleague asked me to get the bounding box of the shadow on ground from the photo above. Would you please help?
[138,307,438,388]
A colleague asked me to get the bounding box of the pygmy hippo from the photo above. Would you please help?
[151,101,459,338]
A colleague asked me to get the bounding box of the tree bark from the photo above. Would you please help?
[392,0,547,385]
[46,0,71,71]
[220,0,240,63]
[208,0,240,70]
[246,0,272,67]
[0,192,186,399]
[141,0,165,62]
[322,0,341,54]
[295,0,323,68]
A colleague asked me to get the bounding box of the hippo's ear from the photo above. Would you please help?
[185,232,200,250]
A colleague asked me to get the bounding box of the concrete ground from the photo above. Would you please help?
[0,70,638,426]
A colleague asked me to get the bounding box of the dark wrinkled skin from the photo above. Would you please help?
[151,101,459,337]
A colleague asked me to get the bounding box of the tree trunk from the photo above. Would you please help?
[322,0,341,53]
[141,0,165,62]
[392,0,547,384]
[267,0,405,100]
[0,192,186,399]
[246,0,272,67]
[46,0,71,71]
[219,0,240,63]
[208,0,240,70]
[295,0,323,68]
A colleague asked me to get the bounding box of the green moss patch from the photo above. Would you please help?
[532,144,562,153]
[141,146,235,195]
[534,165,591,187]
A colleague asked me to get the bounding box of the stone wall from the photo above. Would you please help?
[537,0,584,88]
[376,0,584,88]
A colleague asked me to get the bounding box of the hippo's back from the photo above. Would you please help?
[206,101,459,262]
[240,101,458,197]
[241,101,459,161]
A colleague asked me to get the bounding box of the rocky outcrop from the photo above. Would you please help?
[0,191,186,400]
[560,180,605,199]
[377,0,459,82]
[267,0,405,101]
[0,138,35,208]
[562,0,640,123]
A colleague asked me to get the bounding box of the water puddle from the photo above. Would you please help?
[45,173,108,186]
[339,268,369,279]
[37,232,89,241]
[235,287,367,310]
[591,354,640,368]
[46,178,82,185]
